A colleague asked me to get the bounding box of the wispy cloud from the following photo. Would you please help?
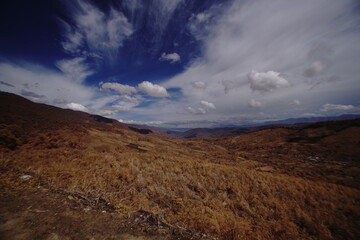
[100,82,137,95]
[0,62,95,105]
[320,103,355,112]
[159,52,181,63]
[56,57,94,83]
[61,0,133,61]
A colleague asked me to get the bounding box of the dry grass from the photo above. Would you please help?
[1,124,360,240]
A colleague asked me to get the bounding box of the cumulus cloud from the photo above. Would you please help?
[186,106,206,115]
[248,99,264,108]
[66,102,89,112]
[56,57,94,83]
[159,52,181,63]
[200,100,216,110]
[248,70,290,92]
[101,82,137,95]
[138,81,169,97]
[320,104,355,112]
[186,100,216,115]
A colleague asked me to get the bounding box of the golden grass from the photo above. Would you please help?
[2,124,360,240]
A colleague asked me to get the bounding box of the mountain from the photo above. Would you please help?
[1,92,359,240]
[167,114,360,138]
[248,114,360,126]
[166,126,259,138]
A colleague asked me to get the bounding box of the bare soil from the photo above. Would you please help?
[0,180,201,240]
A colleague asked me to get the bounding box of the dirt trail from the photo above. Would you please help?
[0,186,187,240]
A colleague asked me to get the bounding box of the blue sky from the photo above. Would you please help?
[0,0,360,128]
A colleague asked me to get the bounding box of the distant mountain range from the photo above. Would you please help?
[248,114,360,126]
[164,114,360,138]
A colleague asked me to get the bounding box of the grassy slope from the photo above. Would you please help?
[1,92,359,240]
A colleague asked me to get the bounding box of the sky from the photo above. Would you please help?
[0,0,359,128]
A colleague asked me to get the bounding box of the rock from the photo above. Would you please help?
[20,175,31,180]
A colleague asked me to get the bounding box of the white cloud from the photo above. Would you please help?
[248,99,264,108]
[200,100,216,110]
[191,81,207,89]
[0,62,95,106]
[186,101,216,115]
[61,0,133,61]
[159,52,181,63]
[60,24,83,54]
[186,106,197,114]
[118,118,165,126]
[302,113,322,117]
[101,82,137,95]
[121,95,141,104]
[289,99,301,106]
[248,70,290,92]
[138,81,169,97]
[56,57,93,83]
[111,104,131,112]
[158,0,360,126]
[186,106,206,115]
[189,12,212,40]
[66,102,89,112]
[320,104,355,112]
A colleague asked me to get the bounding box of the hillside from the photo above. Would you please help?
[1,92,359,240]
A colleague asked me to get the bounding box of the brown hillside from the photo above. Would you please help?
[0,92,359,240]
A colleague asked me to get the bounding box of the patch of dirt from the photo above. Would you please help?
[0,185,201,240]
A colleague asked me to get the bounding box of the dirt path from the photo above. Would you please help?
[0,186,191,240]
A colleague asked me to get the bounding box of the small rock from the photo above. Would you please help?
[83,207,91,212]
[20,175,31,180]
[308,156,319,162]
